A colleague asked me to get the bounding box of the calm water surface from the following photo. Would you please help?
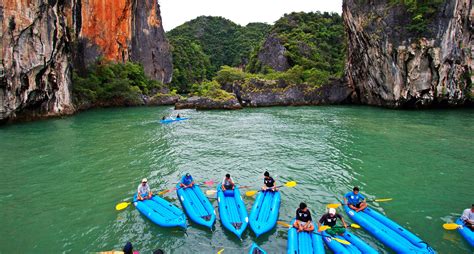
[0,106,473,253]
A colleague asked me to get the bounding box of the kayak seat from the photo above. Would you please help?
[224,190,234,197]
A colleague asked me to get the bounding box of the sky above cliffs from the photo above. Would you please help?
[160,0,343,31]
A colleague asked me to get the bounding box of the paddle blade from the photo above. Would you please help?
[374,198,392,202]
[115,202,131,211]
[443,223,460,230]
[284,181,297,188]
[350,223,361,229]
[217,248,224,254]
[158,189,171,195]
[277,221,291,228]
[333,238,351,245]
[206,190,217,196]
[203,180,215,186]
[318,226,330,232]
[245,190,258,197]
[327,203,341,209]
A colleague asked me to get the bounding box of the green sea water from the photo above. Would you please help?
[0,106,473,253]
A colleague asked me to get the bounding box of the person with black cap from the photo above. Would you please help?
[461,204,474,230]
[137,178,153,201]
[293,202,314,232]
[262,171,277,192]
[318,207,348,236]
[180,173,194,189]
[221,173,235,191]
[122,242,134,254]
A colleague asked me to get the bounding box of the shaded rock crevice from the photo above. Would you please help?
[344,0,473,108]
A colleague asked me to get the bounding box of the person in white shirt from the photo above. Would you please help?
[137,178,152,200]
[221,174,234,191]
[461,204,474,230]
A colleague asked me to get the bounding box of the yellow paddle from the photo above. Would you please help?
[318,223,361,232]
[277,221,351,245]
[442,223,461,230]
[115,202,132,211]
[327,198,393,209]
[217,248,224,254]
[245,181,297,197]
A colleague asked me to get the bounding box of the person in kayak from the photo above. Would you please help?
[180,173,194,189]
[318,207,348,236]
[137,178,153,200]
[344,186,367,212]
[221,173,235,191]
[461,204,474,230]
[293,202,314,232]
[262,171,277,191]
[176,114,181,119]
[162,116,166,120]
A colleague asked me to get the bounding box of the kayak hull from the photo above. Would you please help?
[249,243,267,254]
[456,218,474,247]
[287,219,325,254]
[322,230,378,254]
[176,183,216,229]
[249,190,281,237]
[217,185,249,238]
[160,118,189,124]
[133,194,187,229]
[343,205,435,253]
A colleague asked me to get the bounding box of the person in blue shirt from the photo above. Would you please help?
[344,186,367,212]
[180,173,194,189]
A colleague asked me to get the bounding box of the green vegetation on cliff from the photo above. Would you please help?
[391,0,444,34]
[72,60,163,104]
[167,16,270,92]
[168,37,211,93]
[247,11,345,85]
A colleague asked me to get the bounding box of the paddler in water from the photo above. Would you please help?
[180,173,194,189]
[461,204,474,230]
[176,114,181,119]
[318,208,348,235]
[262,171,278,191]
[344,186,367,212]
[221,173,235,191]
[293,202,315,232]
[137,178,153,200]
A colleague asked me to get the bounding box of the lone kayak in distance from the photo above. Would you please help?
[160,117,189,124]
[133,194,187,229]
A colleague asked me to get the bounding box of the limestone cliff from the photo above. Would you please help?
[0,0,172,122]
[344,0,473,107]
[1,0,73,122]
[70,0,172,83]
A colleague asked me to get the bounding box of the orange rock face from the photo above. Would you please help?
[80,0,132,62]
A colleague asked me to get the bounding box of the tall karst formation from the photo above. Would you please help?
[0,0,172,122]
[344,0,473,108]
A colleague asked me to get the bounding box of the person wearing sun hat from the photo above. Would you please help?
[318,207,348,236]
[137,178,153,200]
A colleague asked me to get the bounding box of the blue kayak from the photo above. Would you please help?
[287,219,325,254]
[160,117,189,124]
[343,205,435,253]
[249,243,267,254]
[456,218,474,247]
[133,194,187,229]
[176,183,216,229]
[249,190,280,237]
[217,185,248,238]
[322,230,378,254]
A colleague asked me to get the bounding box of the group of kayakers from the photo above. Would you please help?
[136,173,370,238]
